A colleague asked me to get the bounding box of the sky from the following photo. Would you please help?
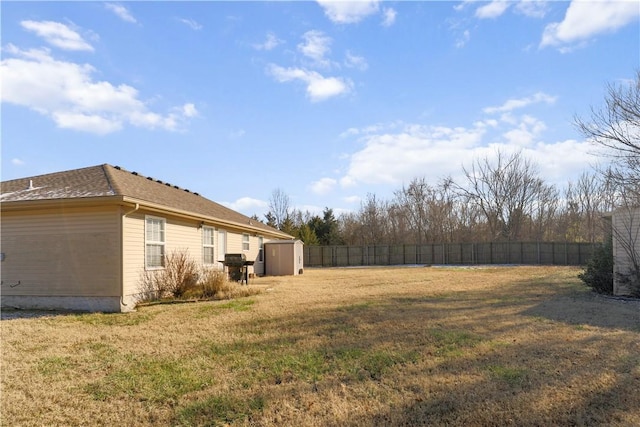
[2,1,639,219]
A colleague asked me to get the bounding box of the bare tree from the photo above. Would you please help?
[267,188,291,230]
[454,150,551,241]
[394,178,432,244]
[575,71,640,197]
[358,193,390,244]
[562,172,611,242]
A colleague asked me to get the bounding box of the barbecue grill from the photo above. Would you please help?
[223,253,254,284]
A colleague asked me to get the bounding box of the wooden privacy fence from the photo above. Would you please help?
[303,242,600,268]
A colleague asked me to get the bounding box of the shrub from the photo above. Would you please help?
[138,269,167,302]
[197,268,232,298]
[136,250,262,304]
[137,250,199,301]
[578,239,614,294]
[161,250,199,298]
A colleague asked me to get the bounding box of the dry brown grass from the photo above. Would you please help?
[2,266,639,426]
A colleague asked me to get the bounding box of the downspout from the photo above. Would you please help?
[120,203,140,309]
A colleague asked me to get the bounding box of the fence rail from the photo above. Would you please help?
[303,242,600,268]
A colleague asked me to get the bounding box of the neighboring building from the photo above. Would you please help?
[611,206,640,296]
[1,164,294,312]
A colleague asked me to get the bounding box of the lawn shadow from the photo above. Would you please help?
[0,308,82,321]
[521,292,640,332]
[219,291,639,426]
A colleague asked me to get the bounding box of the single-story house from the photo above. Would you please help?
[611,206,640,297]
[0,164,294,312]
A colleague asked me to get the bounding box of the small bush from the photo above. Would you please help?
[136,251,262,304]
[138,269,167,302]
[198,268,232,298]
[578,239,614,294]
[162,250,199,298]
[137,250,199,301]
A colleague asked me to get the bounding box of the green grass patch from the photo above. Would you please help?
[197,299,255,316]
[201,336,419,387]
[430,328,483,357]
[37,356,73,376]
[487,365,529,387]
[85,355,207,403]
[175,394,265,426]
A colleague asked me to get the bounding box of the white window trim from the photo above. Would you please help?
[242,233,250,251]
[258,236,264,263]
[202,226,216,265]
[145,215,166,270]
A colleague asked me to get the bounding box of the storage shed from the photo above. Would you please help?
[265,240,304,276]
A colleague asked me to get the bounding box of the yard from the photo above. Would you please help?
[1,266,639,426]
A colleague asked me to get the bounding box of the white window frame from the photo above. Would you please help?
[145,215,166,270]
[242,233,250,251]
[202,226,215,265]
[258,237,264,262]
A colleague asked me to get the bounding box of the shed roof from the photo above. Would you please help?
[1,164,291,238]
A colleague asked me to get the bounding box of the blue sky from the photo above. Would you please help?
[2,1,639,218]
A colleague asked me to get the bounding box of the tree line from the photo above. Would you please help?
[260,153,618,246]
[258,72,639,250]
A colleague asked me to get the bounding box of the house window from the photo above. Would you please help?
[258,237,264,262]
[145,216,165,269]
[202,226,215,265]
[242,234,250,251]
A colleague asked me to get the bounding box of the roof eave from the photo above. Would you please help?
[0,195,293,239]
[121,196,292,239]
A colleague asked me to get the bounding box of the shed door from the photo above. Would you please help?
[217,230,226,269]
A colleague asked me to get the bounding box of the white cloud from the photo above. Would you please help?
[338,118,594,189]
[52,111,123,135]
[502,115,547,147]
[344,51,368,71]
[475,0,510,19]
[382,8,397,27]
[253,32,283,51]
[105,3,137,24]
[514,0,548,18]
[338,123,486,186]
[298,30,333,67]
[310,177,337,195]
[316,0,380,24]
[178,18,203,31]
[456,30,471,48]
[267,64,352,102]
[541,0,640,50]
[343,195,361,204]
[223,197,268,215]
[11,158,25,166]
[483,92,557,114]
[21,20,93,52]
[1,45,196,134]
[181,103,198,118]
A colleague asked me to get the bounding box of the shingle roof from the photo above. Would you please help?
[1,164,290,237]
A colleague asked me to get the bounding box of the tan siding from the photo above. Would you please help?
[612,207,640,295]
[122,210,206,299]
[122,211,145,297]
[1,207,121,297]
[166,217,202,261]
[225,231,244,254]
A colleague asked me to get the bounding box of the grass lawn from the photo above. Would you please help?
[2,266,639,426]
